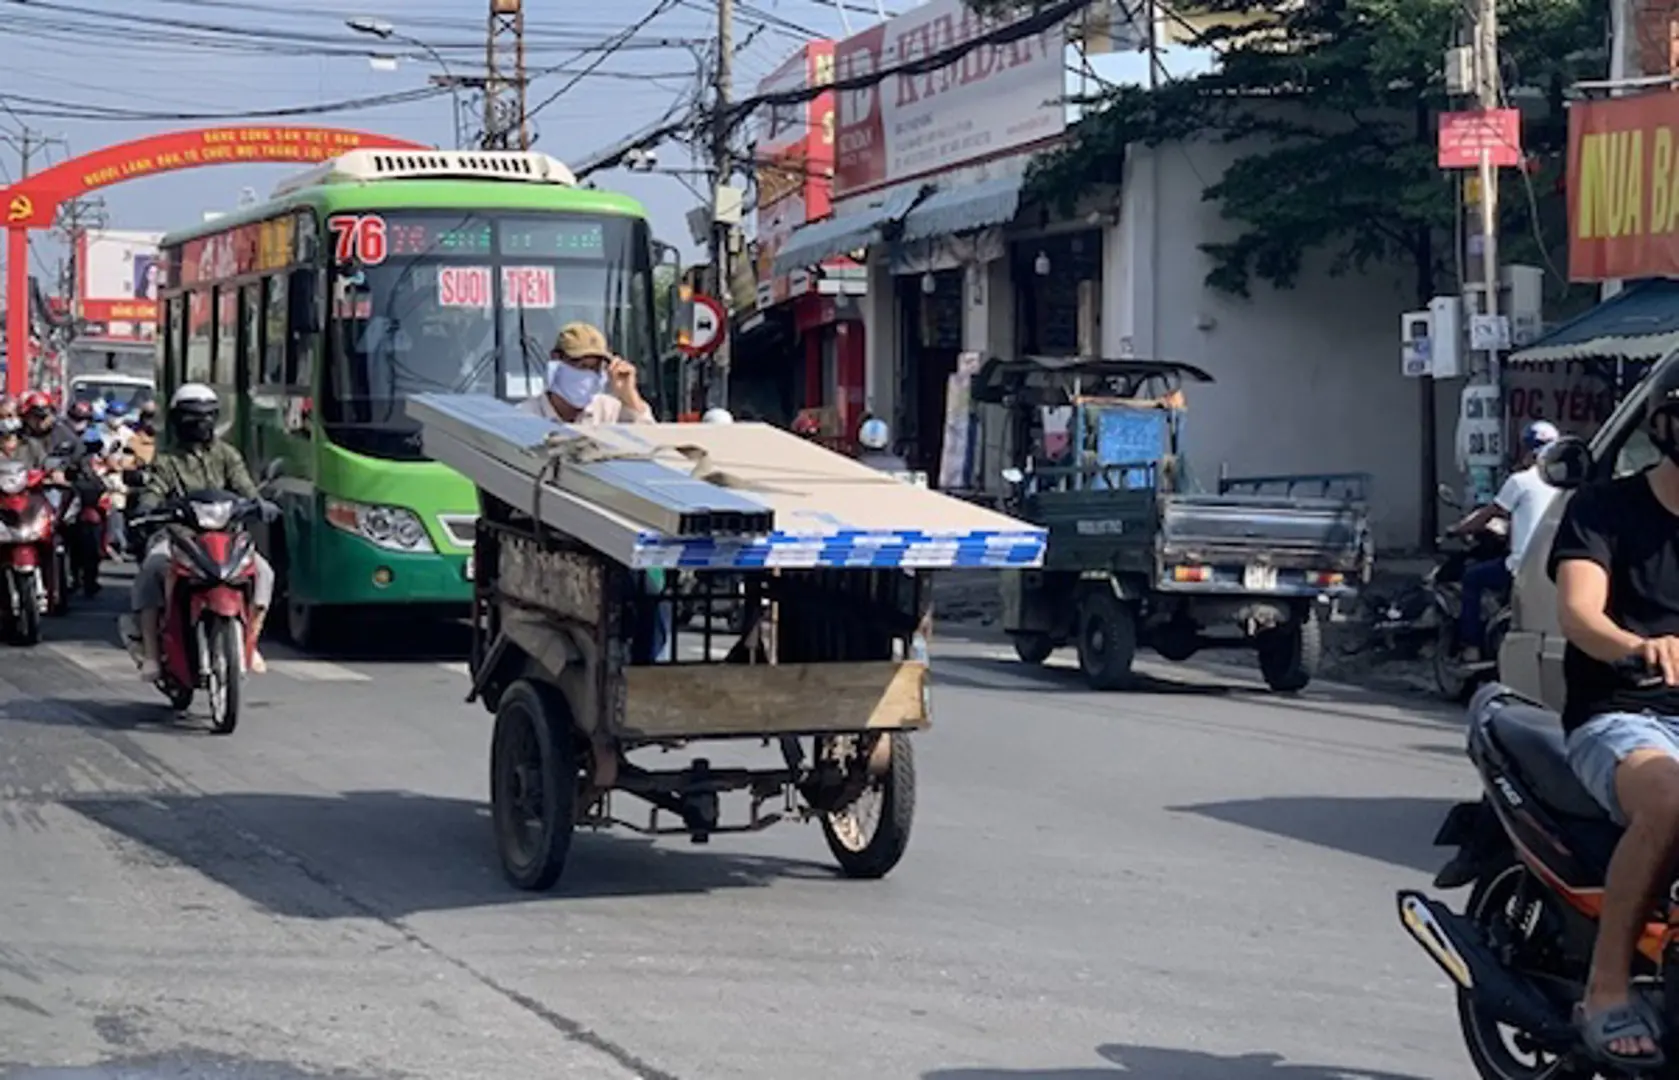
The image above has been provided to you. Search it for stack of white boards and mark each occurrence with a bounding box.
[408,393,1047,572]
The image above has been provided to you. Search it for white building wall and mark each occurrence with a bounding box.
[1106,139,1453,550]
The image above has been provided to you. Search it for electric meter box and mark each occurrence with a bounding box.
[1501,263,1544,347]
[1429,295,1465,379]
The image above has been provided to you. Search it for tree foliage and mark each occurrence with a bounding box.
[1023,0,1606,301]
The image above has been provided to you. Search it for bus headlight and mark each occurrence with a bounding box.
[324,496,436,553]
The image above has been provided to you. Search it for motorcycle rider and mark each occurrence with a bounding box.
[17,391,83,473]
[130,383,278,681]
[1551,363,1679,1067]
[1445,419,1561,659]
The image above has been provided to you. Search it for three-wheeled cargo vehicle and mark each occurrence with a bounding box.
[974,356,1373,692]
[410,394,1045,889]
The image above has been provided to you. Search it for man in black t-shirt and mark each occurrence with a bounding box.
[1550,362,1679,1067]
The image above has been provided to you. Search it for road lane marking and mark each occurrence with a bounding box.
[43,640,370,683]
[267,660,371,682]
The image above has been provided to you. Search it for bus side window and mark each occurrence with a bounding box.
[213,286,238,392]
[261,274,287,386]
[241,283,261,390]
[186,289,212,384]
[286,267,318,391]
[163,295,183,388]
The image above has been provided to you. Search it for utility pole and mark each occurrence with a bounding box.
[707,0,734,410]
[482,0,529,150]
[1468,0,1503,505]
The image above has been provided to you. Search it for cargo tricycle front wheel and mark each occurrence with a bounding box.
[819,732,916,880]
[490,679,580,892]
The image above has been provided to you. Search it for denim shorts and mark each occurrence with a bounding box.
[1567,712,1679,824]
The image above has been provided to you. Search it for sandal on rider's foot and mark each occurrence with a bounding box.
[138,661,161,683]
[1576,1001,1666,1069]
[248,650,267,674]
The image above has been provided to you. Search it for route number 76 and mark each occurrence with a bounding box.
[327,214,388,266]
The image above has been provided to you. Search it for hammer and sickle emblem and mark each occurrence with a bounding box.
[5,195,32,223]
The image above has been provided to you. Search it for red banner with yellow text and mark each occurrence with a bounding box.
[1566,93,1679,280]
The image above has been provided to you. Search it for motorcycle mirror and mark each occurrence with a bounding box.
[1001,467,1025,485]
[1539,435,1594,490]
[1436,482,1461,509]
[260,459,284,484]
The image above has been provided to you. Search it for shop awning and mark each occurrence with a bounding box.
[899,175,1025,243]
[1511,279,1679,365]
[771,185,928,276]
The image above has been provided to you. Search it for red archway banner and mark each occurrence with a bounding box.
[2,125,427,396]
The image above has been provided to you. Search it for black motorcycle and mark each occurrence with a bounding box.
[1398,667,1676,1079]
[1430,490,1514,702]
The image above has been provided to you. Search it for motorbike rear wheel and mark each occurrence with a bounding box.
[1457,859,1592,1080]
[203,615,242,735]
[1434,622,1475,702]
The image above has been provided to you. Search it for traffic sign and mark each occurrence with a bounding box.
[679,293,726,357]
[1438,109,1521,170]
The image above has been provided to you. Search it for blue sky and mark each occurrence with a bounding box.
[0,0,1207,276]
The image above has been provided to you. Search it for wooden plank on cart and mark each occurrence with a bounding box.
[619,661,930,739]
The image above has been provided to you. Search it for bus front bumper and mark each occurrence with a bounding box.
[310,526,474,608]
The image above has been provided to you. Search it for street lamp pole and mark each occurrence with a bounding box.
[346,18,464,148]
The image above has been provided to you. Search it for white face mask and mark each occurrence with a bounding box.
[550,362,606,409]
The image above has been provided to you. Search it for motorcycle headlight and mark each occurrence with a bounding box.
[323,496,435,553]
[190,500,236,531]
[0,467,27,495]
[10,514,45,543]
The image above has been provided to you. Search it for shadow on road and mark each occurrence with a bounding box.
[930,656,1232,698]
[926,1043,1429,1079]
[0,1049,371,1079]
[1168,795,1458,872]
[63,788,836,917]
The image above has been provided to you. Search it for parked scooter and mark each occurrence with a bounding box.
[118,490,265,734]
[1397,670,1672,1079]
[0,460,59,645]
[1428,485,1512,701]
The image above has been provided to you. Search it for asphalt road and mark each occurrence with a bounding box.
[0,568,1480,1080]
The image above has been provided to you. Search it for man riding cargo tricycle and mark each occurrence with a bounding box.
[974,356,1373,692]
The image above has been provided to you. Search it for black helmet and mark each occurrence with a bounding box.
[168,382,219,445]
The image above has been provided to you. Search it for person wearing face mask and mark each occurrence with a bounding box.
[519,322,668,660]
[1547,362,1679,1067]
[519,322,653,425]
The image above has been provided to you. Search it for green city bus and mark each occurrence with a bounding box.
[155,150,663,648]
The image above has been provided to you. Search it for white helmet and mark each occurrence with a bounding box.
[170,382,218,408]
[701,408,734,424]
[858,416,890,451]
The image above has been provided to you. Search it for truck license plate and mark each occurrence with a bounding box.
[1243,564,1277,591]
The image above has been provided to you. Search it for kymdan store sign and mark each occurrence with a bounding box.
[1567,93,1679,280]
[832,0,1066,198]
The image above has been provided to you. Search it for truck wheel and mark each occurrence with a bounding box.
[490,679,579,892]
[1258,607,1323,693]
[822,733,915,880]
[1077,591,1137,690]
[1010,631,1055,665]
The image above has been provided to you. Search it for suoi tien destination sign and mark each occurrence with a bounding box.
[1567,93,1679,280]
[832,0,1066,198]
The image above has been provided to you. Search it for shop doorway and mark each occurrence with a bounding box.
[895,269,963,483]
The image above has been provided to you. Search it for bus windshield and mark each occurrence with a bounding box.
[324,210,654,458]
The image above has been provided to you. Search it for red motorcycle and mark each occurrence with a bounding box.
[120,490,264,734]
[0,460,58,645]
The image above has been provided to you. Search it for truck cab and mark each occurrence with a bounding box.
[1499,360,1668,708]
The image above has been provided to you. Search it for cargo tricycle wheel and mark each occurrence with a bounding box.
[1077,590,1136,690]
[822,733,915,880]
[490,679,579,891]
